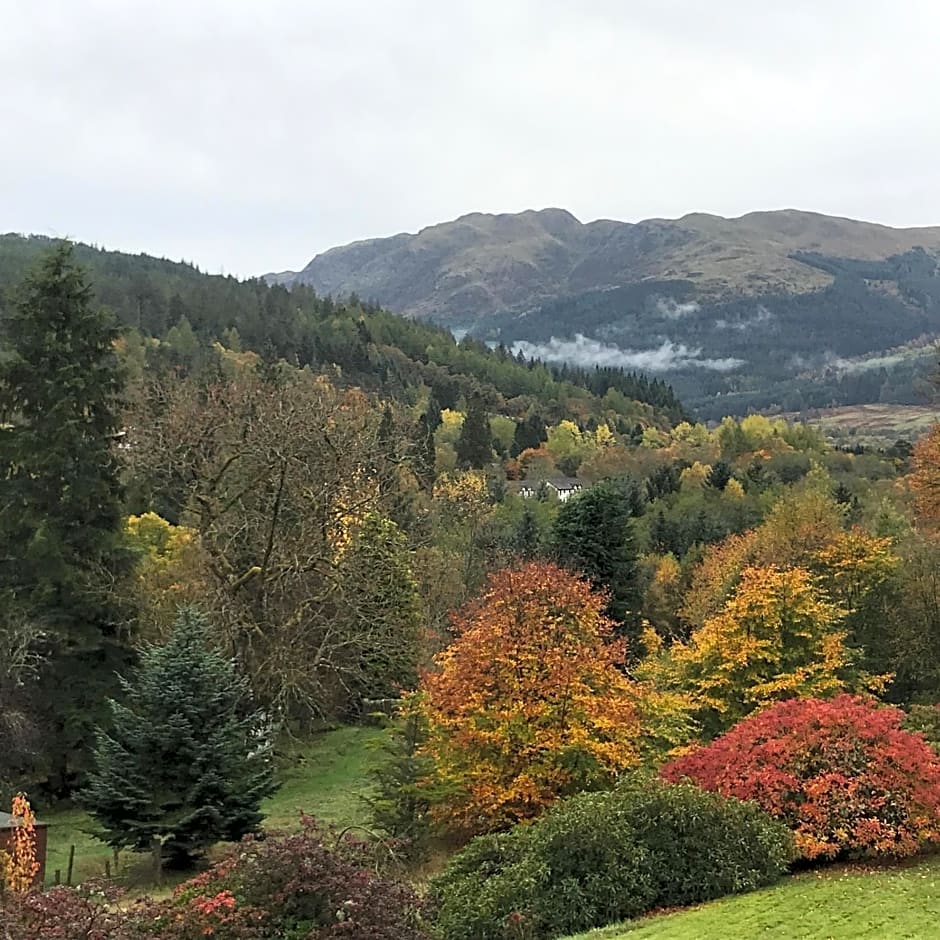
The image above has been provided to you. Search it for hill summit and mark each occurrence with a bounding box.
[271,207,940,323]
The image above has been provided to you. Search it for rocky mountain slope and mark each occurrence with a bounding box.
[272,208,940,324]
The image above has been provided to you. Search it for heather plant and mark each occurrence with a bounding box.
[0,819,429,940]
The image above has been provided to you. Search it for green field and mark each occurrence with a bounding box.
[568,856,940,940]
[40,725,385,886]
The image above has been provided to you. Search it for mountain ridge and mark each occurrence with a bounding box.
[271,207,940,324]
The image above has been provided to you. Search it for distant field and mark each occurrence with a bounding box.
[568,855,940,940]
[40,725,385,887]
[781,403,937,442]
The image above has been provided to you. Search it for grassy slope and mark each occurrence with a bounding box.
[782,403,938,444]
[41,725,385,886]
[568,857,940,940]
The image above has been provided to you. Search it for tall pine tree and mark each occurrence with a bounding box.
[455,392,493,469]
[0,243,130,791]
[553,481,642,647]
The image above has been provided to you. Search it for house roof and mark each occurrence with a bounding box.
[517,476,584,487]
[545,477,584,489]
[0,811,46,828]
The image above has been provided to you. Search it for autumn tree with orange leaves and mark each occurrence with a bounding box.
[0,795,39,894]
[911,424,940,535]
[418,562,641,836]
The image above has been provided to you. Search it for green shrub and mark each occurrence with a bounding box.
[431,777,793,940]
[903,704,940,753]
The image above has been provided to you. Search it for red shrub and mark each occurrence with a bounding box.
[662,695,940,861]
[0,883,130,940]
[0,819,429,940]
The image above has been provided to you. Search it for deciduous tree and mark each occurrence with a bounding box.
[664,696,940,861]
[642,565,884,738]
[419,562,641,835]
[125,367,417,724]
[911,424,940,535]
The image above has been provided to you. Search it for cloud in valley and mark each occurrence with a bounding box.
[715,305,775,330]
[655,297,701,319]
[511,334,744,372]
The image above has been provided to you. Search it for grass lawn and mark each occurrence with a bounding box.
[261,724,386,832]
[40,724,386,887]
[567,856,940,940]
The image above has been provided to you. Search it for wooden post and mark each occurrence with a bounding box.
[104,859,111,879]
[66,844,75,886]
[151,837,163,885]
[54,869,61,885]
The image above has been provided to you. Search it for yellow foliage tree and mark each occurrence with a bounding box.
[643,565,886,738]
[125,513,205,637]
[679,461,711,491]
[681,476,847,628]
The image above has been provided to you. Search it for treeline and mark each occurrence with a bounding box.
[0,234,685,425]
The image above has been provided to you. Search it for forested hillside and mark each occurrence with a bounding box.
[482,250,940,417]
[0,234,684,425]
[272,209,940,418]
[4,241,940,940]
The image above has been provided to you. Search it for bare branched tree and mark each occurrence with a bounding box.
[0,610,46,794]
[126,367,422,729]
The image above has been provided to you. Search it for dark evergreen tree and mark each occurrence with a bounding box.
[646,462,682,501]
[413,413,437,489]
[425,392,443,432]
[511,412,548,457]
[0,243,131,791]
[455,392,493,469]
[552,482,642,645]
[82,607,277,868]
[515,503,542,559]
[365,706,435,858]
[649,508,674,555]
[377,402,395,450]
[705,460,733,491]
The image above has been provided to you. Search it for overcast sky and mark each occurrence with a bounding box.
[4,0,940,277]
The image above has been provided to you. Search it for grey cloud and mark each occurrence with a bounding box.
[511,335,744,372]
[790,349,915,373]
[3,1,940,276]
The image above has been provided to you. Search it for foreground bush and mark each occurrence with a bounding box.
[431,778,792,940]
[0,819,430,940]
[664,695,940,861]
[177,816,429,940]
